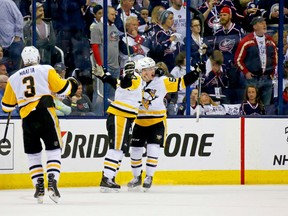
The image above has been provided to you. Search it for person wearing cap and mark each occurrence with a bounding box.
[23,2,56,65]
[52,62,71,115]
[54,62,67,79]
[235,16,277,106]
[213,6,245,104]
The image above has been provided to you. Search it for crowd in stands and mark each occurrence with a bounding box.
[1,0,288,117]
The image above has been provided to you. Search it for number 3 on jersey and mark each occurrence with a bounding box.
[23,76,36,98]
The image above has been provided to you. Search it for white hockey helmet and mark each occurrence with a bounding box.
[137,57,156,71]
[21,46,41,66]
[134,60,142,74]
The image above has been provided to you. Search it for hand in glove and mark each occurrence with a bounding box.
[195,62,206,74]
[123,61,136,78]
[92,64,106,78]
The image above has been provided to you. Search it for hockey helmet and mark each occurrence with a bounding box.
[137,57,156,71]
[21,46,41,66]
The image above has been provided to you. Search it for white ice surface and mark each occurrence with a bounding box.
[1,185,288,216]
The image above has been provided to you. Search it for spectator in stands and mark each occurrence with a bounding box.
[198,0,243,42]
[119,16,150,69]
[63,83,95,116]
[213,6,245,104]
[182,17,211,67]
[92,4,103,24]
[202,50,229,104]
[144,5,165,53]
[200,92,226,115]
[54,62,67,79]
[167,0,187,43]
[114,0,146,35]
[183,88,205,116]
[23,2,56,65]
[91,6,119,115]
[138,7,150,32]
[0,0,24,75]
[235,16,278,106]
[0,63,8,76]
[152,10,181,71]
[0,74,19,116]
[240,85,266,115]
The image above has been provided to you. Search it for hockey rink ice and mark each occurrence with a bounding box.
[1,185,288,216]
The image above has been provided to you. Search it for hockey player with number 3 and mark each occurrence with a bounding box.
[127,57,203,191]
[1,46,79,203]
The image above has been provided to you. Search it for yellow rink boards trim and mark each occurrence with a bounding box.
[1,170,288,189]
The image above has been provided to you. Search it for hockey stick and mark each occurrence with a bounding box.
[0,112,12,144]
[189,7,205,122]
[121,8,131,61]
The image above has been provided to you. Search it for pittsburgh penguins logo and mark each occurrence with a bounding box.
[142,88,158,109]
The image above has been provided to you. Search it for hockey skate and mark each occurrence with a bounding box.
[48,173,60,203]
[143,176,153,192]
[127,175,142,191]
[34,178,44,204]
[100,175,121,193]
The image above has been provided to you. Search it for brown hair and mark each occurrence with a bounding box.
[175,52,186,67]
[156,61,172,77]
[243,85,264,110]
[209,50,224,65]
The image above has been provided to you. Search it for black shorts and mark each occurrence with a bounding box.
[22,108,62,154]
[130,121,165,148]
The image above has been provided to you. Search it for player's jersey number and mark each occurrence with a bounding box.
[23,76,36,98]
